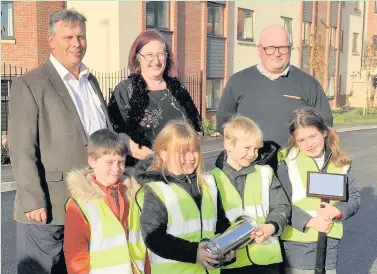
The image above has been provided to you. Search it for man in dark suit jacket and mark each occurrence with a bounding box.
[7,9,152,274]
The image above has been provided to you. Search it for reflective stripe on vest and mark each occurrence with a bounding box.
[212,166,283,268]
[146,174,220,274]
[281,148,349,243]
[75,199,133,274]
[128,199,146,273]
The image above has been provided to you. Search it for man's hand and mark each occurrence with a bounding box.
[252,224,276,244]
[306,215,333,233]
[129,139,154,160]
[25,208,47,223]
[317,202,341,220]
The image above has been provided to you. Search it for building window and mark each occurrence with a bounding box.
[1,2,14,39]
[340,30,344,51]
[282,17,293,44]
[352,32,359,53]
[237,8,254,41]
[327,76,335,97]
[354,1,361,11]
[375,1,377,14]
[206,79,223,110]
[146,1,170,30]
[207,2,224,36]
[329,27,337,48]
[302,22,311,45]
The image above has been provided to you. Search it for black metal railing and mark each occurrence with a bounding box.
[2,64,204,134]
[92,69,203,117]
[2,63,28,135]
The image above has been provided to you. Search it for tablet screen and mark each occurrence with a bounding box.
[308,172,346,199]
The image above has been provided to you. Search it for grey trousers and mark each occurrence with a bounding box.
[16,222,67,274]
[284,267,336,274]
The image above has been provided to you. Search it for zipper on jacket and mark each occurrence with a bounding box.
[311,150,332,174]
[111,187,120,217]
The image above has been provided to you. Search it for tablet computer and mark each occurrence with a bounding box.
[307,171,347,201]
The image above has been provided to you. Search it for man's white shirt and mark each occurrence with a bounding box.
[50,54,106,137]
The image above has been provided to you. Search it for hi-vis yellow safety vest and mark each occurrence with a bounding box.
[280,147,349,242]
[69,198,146,274]
[144,174,220,274]
[212,166,283,269]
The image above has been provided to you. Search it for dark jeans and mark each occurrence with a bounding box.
[16,222,67,274]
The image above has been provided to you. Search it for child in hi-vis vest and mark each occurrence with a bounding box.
[136,120,235,274]
[212,115,291,274]
[64,129,150,274]
[277,107,360,274]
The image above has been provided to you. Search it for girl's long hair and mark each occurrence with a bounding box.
[151,120,205,191]
[286,107,351,167]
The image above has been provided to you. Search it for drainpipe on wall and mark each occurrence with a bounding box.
[310,1,317,76]
[333,1,342,108]
[200,2,208,120]
[171,1,179,73]
[297,1,304,69]
[359,1,367,80]
[224,1,230,83]
[323,1,331,94]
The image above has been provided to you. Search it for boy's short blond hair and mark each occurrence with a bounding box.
[223,115,263,147]
[88,129,126,159]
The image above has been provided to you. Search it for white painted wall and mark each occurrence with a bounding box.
[67,1,140,73]
[339,2,365,95]
[229,1,301,75]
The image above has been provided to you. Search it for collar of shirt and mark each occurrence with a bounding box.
[91,174,122,194]
[256,64,291,80]
[313,151,325,170]
[49,54,89,81]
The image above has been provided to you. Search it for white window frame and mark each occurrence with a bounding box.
[206,78,223,111]
[1,1,14,39]
[302,21,311,45]
[237,8,254,41]
[146,1,170,30]
[281,16,293,45]
[352,32,359,53]
[329,27,337,49]
[207,2,224,36]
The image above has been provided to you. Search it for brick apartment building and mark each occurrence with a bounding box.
[367,1,377,49]
[1,1,65,136]
[2,1,377,122]
[1,1,65,71]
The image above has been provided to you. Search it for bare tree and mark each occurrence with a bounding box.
[307,27,327,88]
[359,41,377,114]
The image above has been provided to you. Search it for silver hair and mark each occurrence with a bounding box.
[48,9,86,36]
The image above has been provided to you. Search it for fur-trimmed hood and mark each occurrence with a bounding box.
[66,167,141,202]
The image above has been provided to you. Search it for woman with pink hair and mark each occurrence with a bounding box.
[108,29,202,165]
